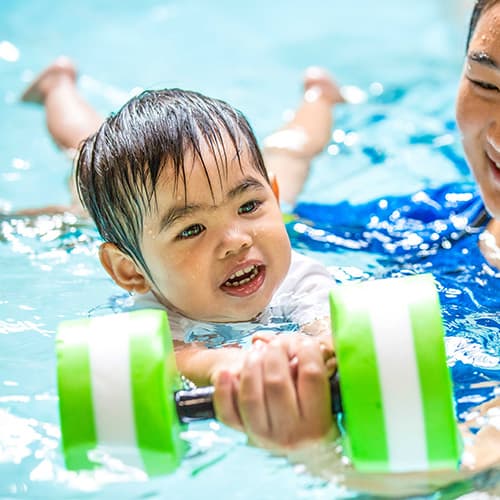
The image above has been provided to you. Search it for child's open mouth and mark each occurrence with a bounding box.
[220,264,265,297]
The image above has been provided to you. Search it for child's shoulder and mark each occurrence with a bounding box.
[288,250,332,282]
[271,250,333,324]
[126,291,186,340]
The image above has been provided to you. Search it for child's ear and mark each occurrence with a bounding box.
[269,172,280,202]
[99,242,151,294]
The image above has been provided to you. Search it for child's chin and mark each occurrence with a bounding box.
[227,304,268,324]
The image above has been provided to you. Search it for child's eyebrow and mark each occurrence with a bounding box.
[226,177,265,200]
[159,204,202,232]
[159,176,266,232]
[468,51,500,70]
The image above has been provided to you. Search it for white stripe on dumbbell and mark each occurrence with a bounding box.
[87,313,144,469]
[368,282,428,472]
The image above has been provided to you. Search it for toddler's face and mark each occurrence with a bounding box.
[456,2,500,219]
[139,138,291,323]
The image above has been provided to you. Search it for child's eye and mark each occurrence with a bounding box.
[468,77,500,92]
[177,223,205,240]
[238,200,262,214]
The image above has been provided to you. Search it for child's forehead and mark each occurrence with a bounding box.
[160,142,265,201]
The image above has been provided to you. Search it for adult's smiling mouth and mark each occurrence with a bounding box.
[220,264,266,296]
[486,153,500,183]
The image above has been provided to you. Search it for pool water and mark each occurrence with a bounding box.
[1,0,499,498]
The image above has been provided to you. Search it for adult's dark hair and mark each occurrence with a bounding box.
[76,88,269,279]
[466,0,499,49]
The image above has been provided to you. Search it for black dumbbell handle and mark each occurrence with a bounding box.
[175,386,216,422]
[175,373,342,423]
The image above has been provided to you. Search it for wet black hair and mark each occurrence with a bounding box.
[466,0,499,49]
[76,88,269,279]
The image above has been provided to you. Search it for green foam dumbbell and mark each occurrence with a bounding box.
[56,273,461,475]
[56,309,214,476]
[330,273,462,472]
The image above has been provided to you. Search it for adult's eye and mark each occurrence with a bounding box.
[238,200,262,215]
[468,77,500,92]
[177,223,205,240]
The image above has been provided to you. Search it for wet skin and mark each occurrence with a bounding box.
[139,139,292,323]
[456,2,500,219]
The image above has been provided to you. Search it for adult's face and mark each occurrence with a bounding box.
[456,1,500,219]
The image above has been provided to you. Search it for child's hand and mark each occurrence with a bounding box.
[252,329,336,377]
[213,335,337,451]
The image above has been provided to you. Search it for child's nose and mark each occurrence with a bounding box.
[217,226,253,259]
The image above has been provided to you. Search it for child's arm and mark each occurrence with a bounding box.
[173,322,334,388]
[174,340,247,387]
[213,334,338,450]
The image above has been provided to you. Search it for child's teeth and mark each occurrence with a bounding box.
[229,265,255,280]
[225,266,259,286]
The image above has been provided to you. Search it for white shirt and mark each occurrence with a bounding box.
[129,250,334,344]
